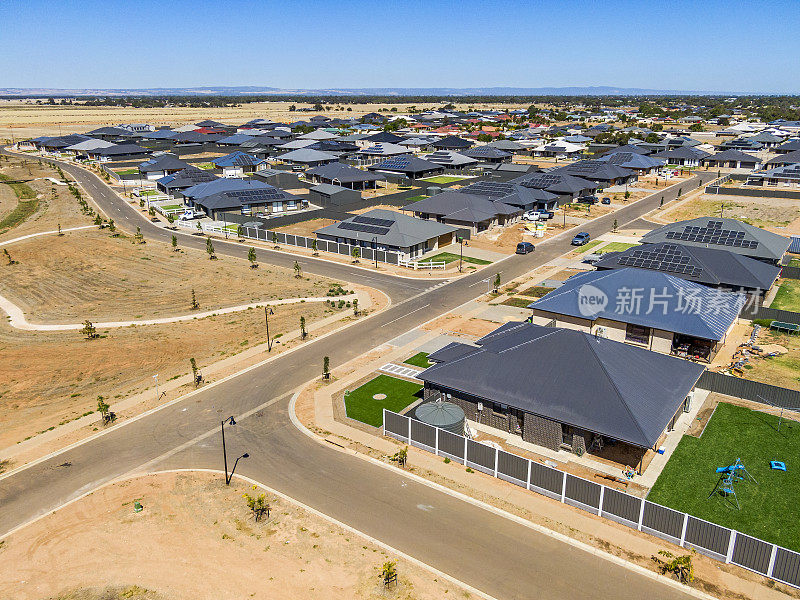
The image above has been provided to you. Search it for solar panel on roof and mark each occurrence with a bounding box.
[338,222,390,235]
[353,215,394,227]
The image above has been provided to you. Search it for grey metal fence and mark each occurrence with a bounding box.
[381,408,800,588]
[242,226,400,265]
[750,305,800,325]
[696,371,800,409]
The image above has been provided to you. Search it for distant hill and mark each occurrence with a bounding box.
[0,85,736,97]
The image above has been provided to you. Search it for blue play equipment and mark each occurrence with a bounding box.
[708,458,757,510]
[771,461,787,471]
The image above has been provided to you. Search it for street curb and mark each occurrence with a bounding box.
[287,392,719,600]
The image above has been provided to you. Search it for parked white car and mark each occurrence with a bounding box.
[179,210,199,221]
[523,210,541,221]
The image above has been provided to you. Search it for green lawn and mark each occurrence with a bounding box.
[648,402,800,550]
[344,374,423,427]
[420,176,465,184]
[405,195,428,203]
[771,279,800,312]
[517,285,556,298]
[195,162,216,170]
[114,168,139,175]
[786,257,800,268]
[572,239,603,253]
[404,352,432,368]
[139,189,159,196]
[159,204,183,211]
[422,252,491,265]
[595,242,639,255]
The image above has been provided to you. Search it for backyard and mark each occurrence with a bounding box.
[344,374,423,427]
[648,402,800,551]
[420,176,466,184]
[740,326,800,391]
[770,279,800,312]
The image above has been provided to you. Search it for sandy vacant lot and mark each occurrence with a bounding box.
[0,472,459,600]
[0,154,90,241]
[273,217,338,237]
[0,228,341,323]
[657,192,800,230]
[0,301,340,448]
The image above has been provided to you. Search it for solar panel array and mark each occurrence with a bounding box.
[353,215,394,227]
[616,244,703,277]
[227,188,285,202]
[462,181,515,197]
[338,221,390,235]
[375,156,411,169]
[664,221,759,249]
[519,173,562,189]
[427,151,456,164]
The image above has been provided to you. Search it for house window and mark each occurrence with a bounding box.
[625,323,650,345]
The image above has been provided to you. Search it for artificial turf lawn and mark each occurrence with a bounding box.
[422,252,491,265]
[770,279,800,312]
[404,352,432,368]
[572,239,602,253]
[648,402,800,550]
[595,242,639,254]
[344,374,423,427]
[421,176,465,184]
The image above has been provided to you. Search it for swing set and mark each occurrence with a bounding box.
[707,458,757,510]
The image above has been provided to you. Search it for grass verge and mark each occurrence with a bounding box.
[423,252,491,265]
[404,352,432,368]
[344,374,423,427]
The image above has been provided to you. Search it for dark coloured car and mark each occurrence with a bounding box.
[516,241,535,254]
[601,197,611,205]
[571,232,591,246]
[578,195,598,204]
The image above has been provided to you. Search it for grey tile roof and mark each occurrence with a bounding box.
[700,149,761,164]
[276,148,338,164]
[138,154,189,173]
[314,208,456,248]
[418,322,705,448]
[404,190,520,223]
[461,146,512,160]
[528,268,744,341]
[367,155,443,175]
[213,151,265,167]
[92,143,150,156]
[640,217,790,262]
[651,147,711,161]
[593,242,781,291]
[306,162,385,184]
[553,160,634,181]
[598,151,666,170]
[424,150,479,167]
[433,135,473,149]
[158,167,218,189]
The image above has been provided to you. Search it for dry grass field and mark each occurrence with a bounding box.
[0,228,338,323]
[659,193,800,230]
[0,300,338,448]
[0,472,459,600]
[0,99,533,139]
[0,155,90,240]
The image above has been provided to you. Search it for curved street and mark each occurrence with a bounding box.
[0,149,717,599]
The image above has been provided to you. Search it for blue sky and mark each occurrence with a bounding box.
[1,0,797,93]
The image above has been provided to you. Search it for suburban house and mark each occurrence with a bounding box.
[137,154,190,180]
[748,164,800,186]
[597,151,665,174]
[700,150,762,170]
[308,183,362,206]
[459,180,560,211]
[640,218,791,264]
[404,190,521,233]
[432,135,474,150]
[553,160,636,187]
[423,150,480,171]
[190,182,304,220]
[763,150,800,169]
[367,155,445,179]
[304,162,385,189]
[213,151,267,177]
[62,138,115,157]
[314,209,457,260]
[417,322,705,472]
[531,141,584,159]
[510,171,599,203]
[275,148,338,168]
[461,145,513,163]
[156,167,218,198]
[651,147,710,167]
[593,242,781,297]
[527,268,744,362]
[87,143,153,161]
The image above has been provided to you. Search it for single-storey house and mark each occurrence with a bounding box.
[651,147,711,167]
[314,208,457,260]
[528,268,744,362]
[553,160,636,187]
[157,167,218,198]
[748,164,800,186]
[308,183,361,206]
[459,180,560,211]
[640,218,790,265]
[510,171,599,202]
[764,150,800,169]
[700,150,762,170]
[593,242,781,298]
[598,151,665,175]
[432,135,473,150]
[62,138,115,157]
[305,162,385,190]
[367,155,445,179]
[404,190,521,233]
[192,182,304,220]
[87,144,153,161]
[418,322,705,470]
[423,150,480,171]
[275,148,338,168]
[213,151,268,177]
[461,145,513,164]
[138,154,190,180]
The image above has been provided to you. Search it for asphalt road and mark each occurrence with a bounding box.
[0,151,716,599]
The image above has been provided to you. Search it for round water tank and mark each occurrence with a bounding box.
[415,401,465,436]
[426,186,442,196]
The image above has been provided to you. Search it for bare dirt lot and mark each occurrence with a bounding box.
[0,154,90,241]
[0,228,340,323]
[273,217,338,237]
[656,192,800,230]
[0,300,340,448]
[0,471,459,600]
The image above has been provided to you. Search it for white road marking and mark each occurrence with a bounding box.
[380,304,430,327]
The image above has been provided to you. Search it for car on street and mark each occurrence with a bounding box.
[516,241,536,254]
[571,232,591,246]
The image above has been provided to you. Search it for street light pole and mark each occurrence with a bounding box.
[458,236,464,273]
[373,235,378,269]
[265,306,274,351]
[220,415,243,485]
